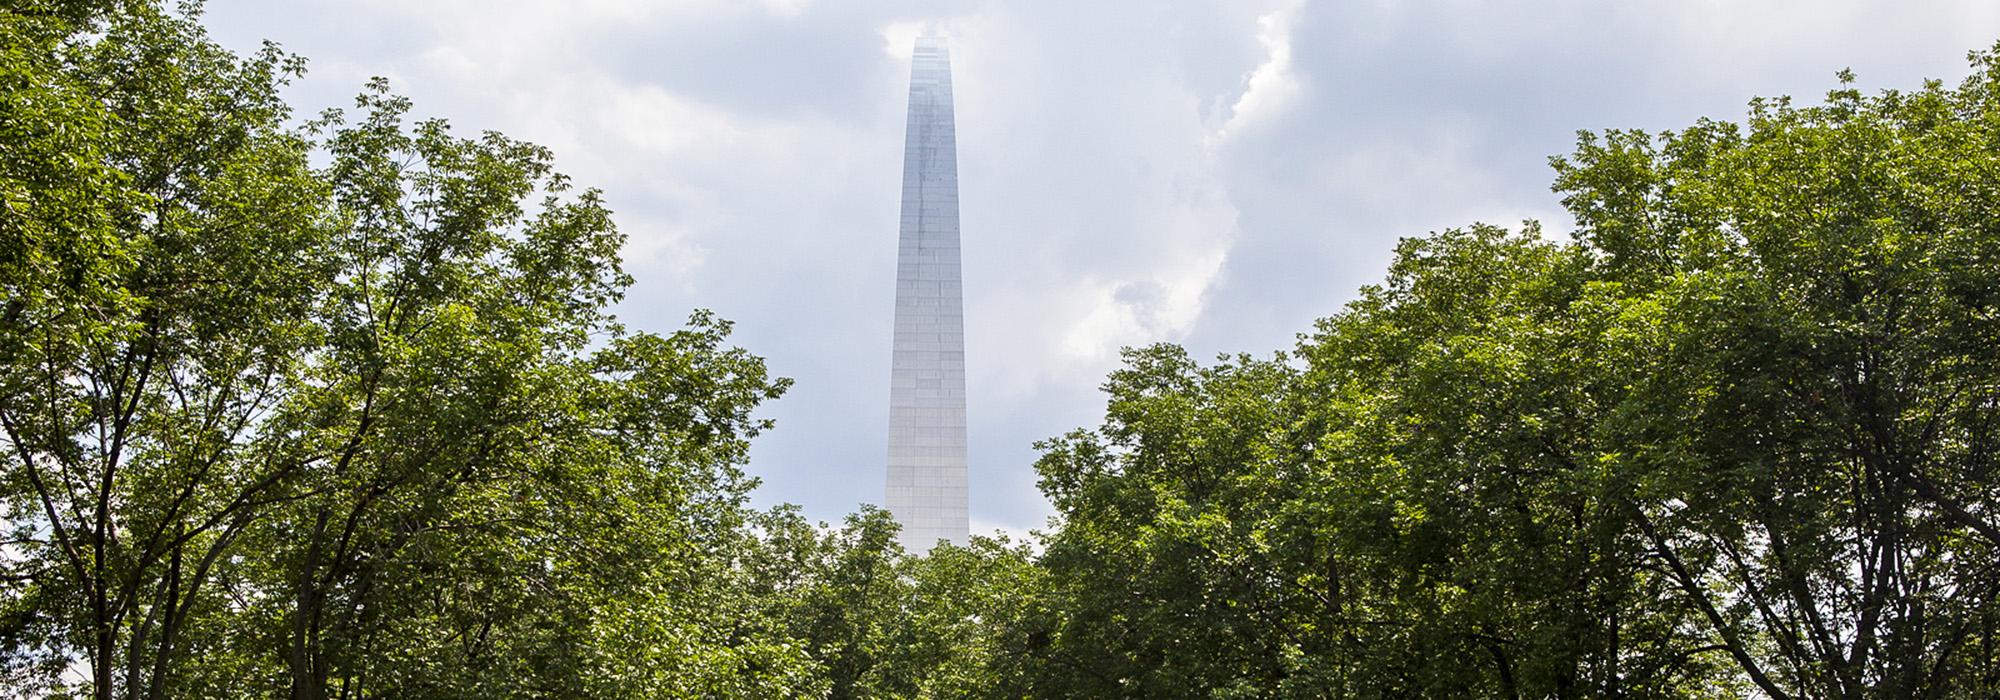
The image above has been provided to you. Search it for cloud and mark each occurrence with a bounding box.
[1214,0,1305,141]
[200,0,2000,536]
[1058,243,1228,363]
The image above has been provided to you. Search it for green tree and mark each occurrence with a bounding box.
[875,535,1045,698]
[734,507,1045,700]
[1026,47,2000,699]
[1029,346,1331,697]
[2,3,804,698]
[745,507,907,699]
[13,1,2000,698]
[3,3,328,696]
[1296,226,1736,698]
[1544,57,2000,698]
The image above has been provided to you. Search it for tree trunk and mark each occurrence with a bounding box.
[291,513,329,700]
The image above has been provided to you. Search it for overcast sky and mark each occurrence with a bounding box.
[205,0,2000,537]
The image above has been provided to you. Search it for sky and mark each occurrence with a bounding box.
[203,0,2000,538]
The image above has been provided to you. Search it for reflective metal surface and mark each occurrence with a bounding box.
[886,35,968,554]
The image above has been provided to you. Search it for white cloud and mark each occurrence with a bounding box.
[1058,244,1229,362]
[880,21,926,59]
[1214,0,1304,141]
[202,0,2000,537]
[592,82,762,154]
[762,0,814,20]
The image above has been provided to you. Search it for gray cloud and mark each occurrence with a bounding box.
[203,0,2000,535]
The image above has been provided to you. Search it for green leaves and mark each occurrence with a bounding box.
[1,4,804,698]
[1016,44,2000,700]
[9,2,2000,698]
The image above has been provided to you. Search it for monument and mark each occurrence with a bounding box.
[885,34,968,554]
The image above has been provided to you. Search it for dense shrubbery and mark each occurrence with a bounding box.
[5,2,1998,698]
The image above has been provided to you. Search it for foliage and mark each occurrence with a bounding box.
[1,3,806,698]
[1023,49,2000,700]
[6,1,2000,698]
[736,506,1044,700]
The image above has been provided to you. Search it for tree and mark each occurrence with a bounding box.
[734,507,1046,700]
[2,3,802,698]
[3,3,329,696]
[742,507,907,700]
[875,535,1045,699]
[1029,346,1334,697]
[1544,57,2000,698]
[13,2,2000,697]
[1296,226,1739,698]
[1026,47,2000,699]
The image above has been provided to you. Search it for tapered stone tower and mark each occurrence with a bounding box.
[886,34,967,554]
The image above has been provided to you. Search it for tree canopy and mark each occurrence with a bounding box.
[1021,53,2000,700]
[3,3,803,697]
[5,1,1999,698]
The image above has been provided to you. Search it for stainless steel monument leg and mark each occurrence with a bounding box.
[886,35,969,555]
